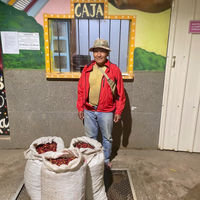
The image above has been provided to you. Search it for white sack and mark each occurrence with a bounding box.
[24,136,65,200]
[70,136,107,200]
[41,148,87,200]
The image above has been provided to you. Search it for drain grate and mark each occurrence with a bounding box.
[105,169,136,200]
[16,169,136,200]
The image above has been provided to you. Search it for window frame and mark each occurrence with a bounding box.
[44,0,136,79]
[49,19,71,73]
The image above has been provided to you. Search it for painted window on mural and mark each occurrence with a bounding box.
[47,18,131,76]
[49,19,71,72]
[44,0,136,79]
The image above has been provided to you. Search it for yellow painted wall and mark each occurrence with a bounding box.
[109,4,171,57]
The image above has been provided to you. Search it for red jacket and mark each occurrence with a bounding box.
[77,60,126,115]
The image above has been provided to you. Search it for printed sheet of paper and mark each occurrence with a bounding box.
[0,31,19,54]
[18,32,40,50]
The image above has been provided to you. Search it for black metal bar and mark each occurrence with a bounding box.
[109,19,111,60]
[56,20,61,73]
[67,20,71,71]
[68,20,70,51]
[77,19,81,69]
[128,20,131,50]
[118,20,122,68]
[88,19,90,56]
[99,19,100,38]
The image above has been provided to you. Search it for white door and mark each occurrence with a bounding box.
[159,0,200,152]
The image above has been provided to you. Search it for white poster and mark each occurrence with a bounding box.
[0,31,19,54]
[18,32,40,50]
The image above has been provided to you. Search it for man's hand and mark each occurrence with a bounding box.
[78,111,84,120]
[114,114,121,123]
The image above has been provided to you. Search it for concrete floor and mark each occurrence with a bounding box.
[0,149,200,200]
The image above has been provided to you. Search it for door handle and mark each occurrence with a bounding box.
[171,56,176,68]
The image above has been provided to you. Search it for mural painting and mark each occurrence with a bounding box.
[108,0,172,71]
[0,0,172,71]
[109,0,173,13]
[0,1,45,69]
[0,41,9,135]
[0,0,172,136]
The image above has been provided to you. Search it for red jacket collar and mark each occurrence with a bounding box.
[85,59,111,72]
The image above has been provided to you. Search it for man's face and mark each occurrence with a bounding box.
[93,48,109,66]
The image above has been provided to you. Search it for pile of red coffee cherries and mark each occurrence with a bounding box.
[36,142,57,154]
[48,156,77,166]
[74,142,94,149]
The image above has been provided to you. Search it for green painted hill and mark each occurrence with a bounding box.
[134,47,166,71]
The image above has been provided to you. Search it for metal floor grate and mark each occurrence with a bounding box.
[15,169,136,200]
[16,185,30,200]
[105,169,136,200]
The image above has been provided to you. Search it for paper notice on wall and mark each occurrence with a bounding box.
[18,32,40,50]
[0,31,19,54]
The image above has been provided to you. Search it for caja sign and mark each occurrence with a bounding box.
[74,3,104,19]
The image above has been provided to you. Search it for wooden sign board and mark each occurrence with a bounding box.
[74,3,104,19]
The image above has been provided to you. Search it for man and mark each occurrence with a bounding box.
[77,39,126,168]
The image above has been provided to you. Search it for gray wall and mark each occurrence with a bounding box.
[0,69,165,150]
